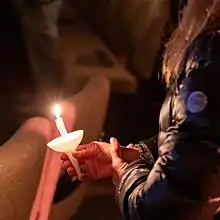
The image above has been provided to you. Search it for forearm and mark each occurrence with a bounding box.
[114,137,220,220]
[114,159,150,220]
[113,136,158,219]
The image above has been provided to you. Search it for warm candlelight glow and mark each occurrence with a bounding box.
[48,103,84,176]
[52,103,68,136]
[53,104,62,119]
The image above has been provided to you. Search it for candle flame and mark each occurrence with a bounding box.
[53,104,62,119]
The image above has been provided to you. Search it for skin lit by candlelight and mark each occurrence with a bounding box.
[53,104,62,119]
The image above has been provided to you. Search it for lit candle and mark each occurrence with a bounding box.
[53,104,68,136]
[52,104,81,176]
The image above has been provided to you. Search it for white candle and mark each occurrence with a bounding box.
[53,104,68,136]
[52,104,81,176]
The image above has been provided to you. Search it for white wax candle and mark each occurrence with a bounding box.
[55,117,68,136]
[53,104,81,176]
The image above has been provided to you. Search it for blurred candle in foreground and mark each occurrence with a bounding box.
[53,104,67,136]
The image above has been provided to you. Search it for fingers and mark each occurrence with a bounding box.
[72,149,92,160]
[60,143,94,178]
[61,143,94,161]
[110,137,124,169]
[61,156,89,178]
[67,167,76,176]
[61,159,78,177]
[76,144,89,151]
[127,143,135,149]
[61,153,76,176]
[62,161,91,180]
[62,159,73,170]
[72,143,96,159]
[110,137,120,160]
[61,153,69,160]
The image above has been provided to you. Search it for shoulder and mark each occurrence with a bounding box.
[173,29,220,120]
[185,29,220,76]
[178,29,220,106]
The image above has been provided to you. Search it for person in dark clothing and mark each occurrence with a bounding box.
[61,0,220,219]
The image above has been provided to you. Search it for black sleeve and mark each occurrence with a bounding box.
[114,32,220,220]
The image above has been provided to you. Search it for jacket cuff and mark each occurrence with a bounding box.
[114,160,150,218]
[134,142,154,166]
[139,135,158,160]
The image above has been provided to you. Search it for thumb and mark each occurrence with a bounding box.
[110,137,122,164]
[126,143,135,149]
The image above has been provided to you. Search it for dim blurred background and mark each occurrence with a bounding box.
[0,1,187,219]
[0,0,186,145]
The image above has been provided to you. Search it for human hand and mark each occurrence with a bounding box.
[61,140,140,181]
[61,141,112,181]
[110,138,128,175]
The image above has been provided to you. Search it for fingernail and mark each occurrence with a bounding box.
[110,137,115,144]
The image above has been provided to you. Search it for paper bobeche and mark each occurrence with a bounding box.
[47,130,84,153]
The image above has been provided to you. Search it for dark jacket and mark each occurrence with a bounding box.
[115,29,220,220]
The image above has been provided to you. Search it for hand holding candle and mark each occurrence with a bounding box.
[47,103,84,177]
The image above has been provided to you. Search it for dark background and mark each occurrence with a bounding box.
[0,0,187,146]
